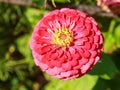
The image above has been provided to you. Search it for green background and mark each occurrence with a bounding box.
[0,0,120,90]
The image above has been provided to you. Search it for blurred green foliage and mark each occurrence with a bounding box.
[0,0,120,90]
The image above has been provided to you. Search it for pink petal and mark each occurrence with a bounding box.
[94,35,100,43]
[60,71,71,77]
[62,62,72,71]
[50,52,58,60]
[90,51,97,58]
[74,40,84,46]
[83,42,91,50]
[94,56,101,65]
[79,58,89,66]
[80,58,94,74]
[36,45,52,55]
[69,47,76,54]
[91,44,97,50]
[83,50,91,58]
[99,35,104,44]
[85,22,92,30]
[70,60,79,67]
[72,51,81,60]
[30,8,104,80]
[39,62,48,71]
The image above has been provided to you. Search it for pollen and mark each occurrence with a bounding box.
[52,28,73,47]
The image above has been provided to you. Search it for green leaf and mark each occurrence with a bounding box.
[54,0,71,3]
[0,61,10,81]
[43,74,98,90]
[103,33,116,53]
[108,78,120,90]
[92,78,108,90]
[11,77,19,85]
[25,8,49,28]
[114,25,120,47]
[89,53,119,80]
[19,86,28,90]
[32,0,44,8]
[15,35,31,58]
[52,0,56,7]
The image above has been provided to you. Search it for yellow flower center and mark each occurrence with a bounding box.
[52,28,73,47]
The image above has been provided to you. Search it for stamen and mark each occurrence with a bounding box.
[51,28,73,47]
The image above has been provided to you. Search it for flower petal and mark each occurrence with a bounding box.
[30,8,104,80]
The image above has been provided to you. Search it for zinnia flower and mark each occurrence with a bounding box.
[30,8,104,80]
[97,0,120,15]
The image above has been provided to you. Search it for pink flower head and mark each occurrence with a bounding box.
[97,0,120,14]
[30,8,104,80]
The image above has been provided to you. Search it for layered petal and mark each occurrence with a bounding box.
[30,8,104,80]
[97,0,120,15]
